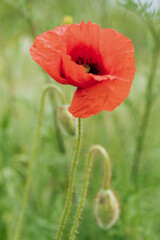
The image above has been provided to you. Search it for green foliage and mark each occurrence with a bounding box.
[0,0,160,240]
[120,0,160,41]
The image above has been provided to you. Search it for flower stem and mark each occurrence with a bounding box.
[13,84,66,240]
[69,145,111,240]
[131,44,159,182]
[55,118,82,240]
[26,0,66,153]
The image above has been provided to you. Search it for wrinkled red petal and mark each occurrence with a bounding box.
[100,28,136,82]
[64,21,101,56]
[62,54,118,88]
[61,54,103,88]
[62,21,135,88]
[68,77,132,118]
[64,22,135,82]
[53,25,71,36]
[30,21,136,118]
[30,26,69,84]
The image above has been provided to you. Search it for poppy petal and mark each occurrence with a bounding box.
[68,77,132,118]
[53,25,71,36]
[30,21,136,118]
[30,28,68,84]
[61,54,104,88]
[64,21,101,55]
[100,28,136,82]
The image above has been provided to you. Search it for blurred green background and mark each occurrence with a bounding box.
[0,0,160,239]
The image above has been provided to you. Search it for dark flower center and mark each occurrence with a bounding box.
[69,45,107,75]
[82,64,91,73]
[75,56,101,75]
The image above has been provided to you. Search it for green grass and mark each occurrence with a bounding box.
[0,0,160,239]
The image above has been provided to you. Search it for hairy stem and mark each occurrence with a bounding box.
[55,118,82,240]
[13,84,66,240]
[131,44,159,181]
[26,0,66,153]
[69,145,111,240]
[3,0,66,153]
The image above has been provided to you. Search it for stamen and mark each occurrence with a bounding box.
[83,64,90,73]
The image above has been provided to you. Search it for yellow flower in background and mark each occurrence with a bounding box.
[62,15,74,25]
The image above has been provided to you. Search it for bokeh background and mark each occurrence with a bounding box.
[0,0,160,239]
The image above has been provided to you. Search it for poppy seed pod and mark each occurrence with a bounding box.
[94,189,120,230]
[57,105,76,136]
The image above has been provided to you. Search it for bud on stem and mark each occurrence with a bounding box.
[69,145,113,240]
[57,105,76,136]
[13,84,66,240]
[94,189,120,230]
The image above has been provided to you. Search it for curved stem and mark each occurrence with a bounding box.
[26,0,66,154]
[131,44,159,182]
[55,118,82,240]
[69,144,111,240]
[3,0,67,153]
[13,84,66,240]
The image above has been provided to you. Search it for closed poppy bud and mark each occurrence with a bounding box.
[57,105,76,136]
[62,15,74,25]
[94,189,120,230]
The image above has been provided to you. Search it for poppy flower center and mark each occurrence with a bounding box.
[82,64,90,73]
[69,45,107,75]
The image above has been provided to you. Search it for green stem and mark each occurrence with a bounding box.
[26,0,37,37]
[26,0,66,154]
[13,84,66,240]
[55,118,82,240]
[69,145,111,240]
[3,0,67,154]
[131,44,159,182]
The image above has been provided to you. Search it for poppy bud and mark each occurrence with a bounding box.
[62,15,74,25]
[94,189,120,230]
[57,105,76,136]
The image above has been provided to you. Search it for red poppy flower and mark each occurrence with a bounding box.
[30,21,136,118]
